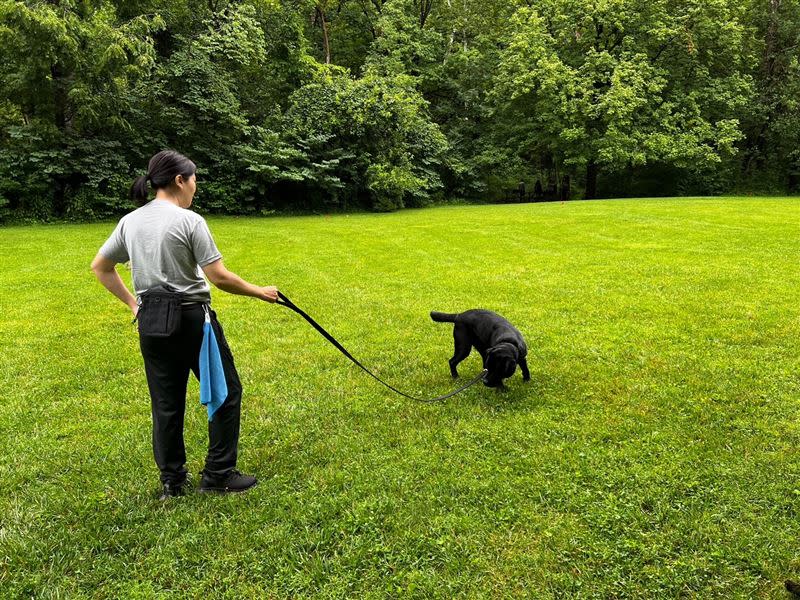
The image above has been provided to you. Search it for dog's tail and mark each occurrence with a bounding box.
[430,311,459,323]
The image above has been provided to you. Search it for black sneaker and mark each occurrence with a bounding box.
[159,480,187,500]
[199,469,258,494]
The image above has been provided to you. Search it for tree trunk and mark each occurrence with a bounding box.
[443,0,455,63]
[788,171,799,193]
[764,0,780,81]
[462,0,468,51]
[743,0,781,176]
[316,5,331,64]
[51,63,68,130]
[51,61,69,216]
[418,0,433,28]
[560,175,571,201]
[584,160,598,199]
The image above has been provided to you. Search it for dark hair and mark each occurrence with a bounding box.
[130,150,197,206]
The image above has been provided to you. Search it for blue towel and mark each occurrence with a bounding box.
[199,309,228,421]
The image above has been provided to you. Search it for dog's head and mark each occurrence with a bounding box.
[483,343,519,387]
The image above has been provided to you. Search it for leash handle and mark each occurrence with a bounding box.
[276,291,487,403]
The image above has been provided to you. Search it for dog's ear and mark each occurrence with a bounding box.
[486,346,502,367]
[503,358,517,378]
[492,343,518,361]
[504,343,519,362]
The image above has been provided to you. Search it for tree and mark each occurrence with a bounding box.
[282,67,448,211]
[0,0,162,218]
[138,2,316,213]
[492,0,753,199]
[741,0,800,191]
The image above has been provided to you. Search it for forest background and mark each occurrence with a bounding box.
[0,0,797,221]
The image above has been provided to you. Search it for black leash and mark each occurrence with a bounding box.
[276,291,487,403]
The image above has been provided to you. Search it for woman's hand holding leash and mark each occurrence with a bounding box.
[261,286,279,303]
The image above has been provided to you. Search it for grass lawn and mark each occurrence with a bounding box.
[1,197,800,598]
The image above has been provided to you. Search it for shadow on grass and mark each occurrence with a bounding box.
[406,371,547,414]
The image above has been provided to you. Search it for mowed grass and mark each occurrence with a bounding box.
[1,197,800,598]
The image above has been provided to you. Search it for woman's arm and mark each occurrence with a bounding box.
[202,259,278,303]
[91,254,139,316]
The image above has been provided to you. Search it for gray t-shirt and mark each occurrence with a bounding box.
[99,199,222,302]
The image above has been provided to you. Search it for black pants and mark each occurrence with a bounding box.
[139,304,243,484]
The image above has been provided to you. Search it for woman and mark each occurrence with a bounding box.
[91,150,278,499]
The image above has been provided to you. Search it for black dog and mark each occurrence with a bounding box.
[430,309,530,388]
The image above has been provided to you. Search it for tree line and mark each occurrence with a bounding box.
[0,0,797,221]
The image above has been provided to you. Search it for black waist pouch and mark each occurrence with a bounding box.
[137,285,183,337]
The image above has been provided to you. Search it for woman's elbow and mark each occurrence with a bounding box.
[203,264,232,288]
[91,255,115,275]
[210,273,234,289]
[90,258,104,274]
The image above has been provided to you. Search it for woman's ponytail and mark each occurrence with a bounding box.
[130,174,149,206]
[130,150,196,207]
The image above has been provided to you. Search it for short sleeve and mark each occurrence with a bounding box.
[98,220,129,264]
[191,217,223,267]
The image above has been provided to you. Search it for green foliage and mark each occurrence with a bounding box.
[0,0,162,219]
[0,0,798,219]
[491,0,754,197]
[739,0,800,191]
[282,69,447,210]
